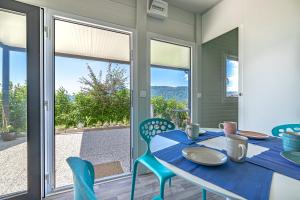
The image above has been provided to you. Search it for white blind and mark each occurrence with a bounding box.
[55,20,130,63]
[0,10,26,48]
[151,40,190,69]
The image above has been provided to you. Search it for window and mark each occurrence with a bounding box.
[0,10,28,197]
[150,39,191,128]
[225,55,239,98]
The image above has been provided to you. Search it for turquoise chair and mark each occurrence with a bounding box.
[67,157,97,200]
[131,118,176,200]
[272,124,300,137]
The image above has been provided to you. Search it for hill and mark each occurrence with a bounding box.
[151,86,188,103]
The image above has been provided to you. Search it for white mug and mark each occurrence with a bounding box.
[226,134,248,162]
[186,123,199,140]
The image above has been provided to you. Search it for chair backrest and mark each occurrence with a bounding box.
[66,157,97,200]
[139,118,175,149]
[271,124,300,137]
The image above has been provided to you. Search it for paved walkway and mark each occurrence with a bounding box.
[0,128,130,196]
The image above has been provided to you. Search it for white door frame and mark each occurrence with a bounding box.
[43,8,137,195]
[238,25,245,130]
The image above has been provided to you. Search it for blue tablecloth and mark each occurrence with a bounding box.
[159,130,300,181]
[247,148,300,180]
[155,130,300,199]
[153,143,273,200]
[246,135,300,180]
[159,129,223,145]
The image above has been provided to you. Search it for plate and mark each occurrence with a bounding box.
[182,147,227,166]
[239,131,269,140]
[280,151,300,166]
[199,129,206,135]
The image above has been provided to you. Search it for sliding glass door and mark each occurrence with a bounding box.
[0,0,42,199]
[45,16,133,192]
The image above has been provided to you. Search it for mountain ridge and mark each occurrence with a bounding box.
[151,86,188,103]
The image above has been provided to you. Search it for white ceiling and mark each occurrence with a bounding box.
[166,0,223,13]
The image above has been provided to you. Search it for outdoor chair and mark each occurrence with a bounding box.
[131,118,176,200]
[66,157,97,200]
[271,124,300,137]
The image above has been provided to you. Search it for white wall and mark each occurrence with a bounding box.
[19,0,137,28]
[202,0,242,43]
[147,4,195,42]
[19,0,195,42]
[202,0,300,133]
[201,29,238,127]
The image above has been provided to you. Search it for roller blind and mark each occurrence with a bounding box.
[0,10,26,48]
[151,40,190,69]
[55,20,130,63]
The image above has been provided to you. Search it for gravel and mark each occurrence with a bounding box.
[0,128,130,196]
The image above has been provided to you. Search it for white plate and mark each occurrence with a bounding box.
[182,147,227,166]
[199,129,206,135]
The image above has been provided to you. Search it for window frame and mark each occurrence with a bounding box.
[222,54,239,102]
[0,1,43,199]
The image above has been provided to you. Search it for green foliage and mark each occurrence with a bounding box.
[151,96,188,128]
[0,63,188,133]
[0,83,27,133]
[55,63,131,129]
[9,84,27,132]
[55,87,73,129]
[53,63,188,130]
[6,125,15,133]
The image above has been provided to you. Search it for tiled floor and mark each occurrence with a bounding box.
[46,174,224,200]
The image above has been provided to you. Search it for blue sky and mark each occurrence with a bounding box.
[151,67,188,87]
[55,56,130,94]
[226,58,239,93]
[0,49,188,93]
[0,48,27,85]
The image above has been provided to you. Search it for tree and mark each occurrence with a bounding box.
[151,96,188,128]
[71,92,99,126]
[9,83,27,132]
[55,87,73,129]
[79,63,130,125]
[105,63,127,95]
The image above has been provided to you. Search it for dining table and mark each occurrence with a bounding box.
[150,128,300,200]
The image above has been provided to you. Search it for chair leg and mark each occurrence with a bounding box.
[159,179,167,199]
[202,188,207,200]
[130,161,139,200]
[168,178,172,187]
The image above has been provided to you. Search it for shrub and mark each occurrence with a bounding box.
[151,96,188,128]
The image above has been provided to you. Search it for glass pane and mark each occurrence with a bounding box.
[226,57,239,97]
[151,67,189,129]
[151,40,190,69]
[54,19,131,188]
[0,10,27,197]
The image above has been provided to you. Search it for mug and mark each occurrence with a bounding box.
[218,121,237,135]
[186,123,199,140]
[226,134,248,162]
